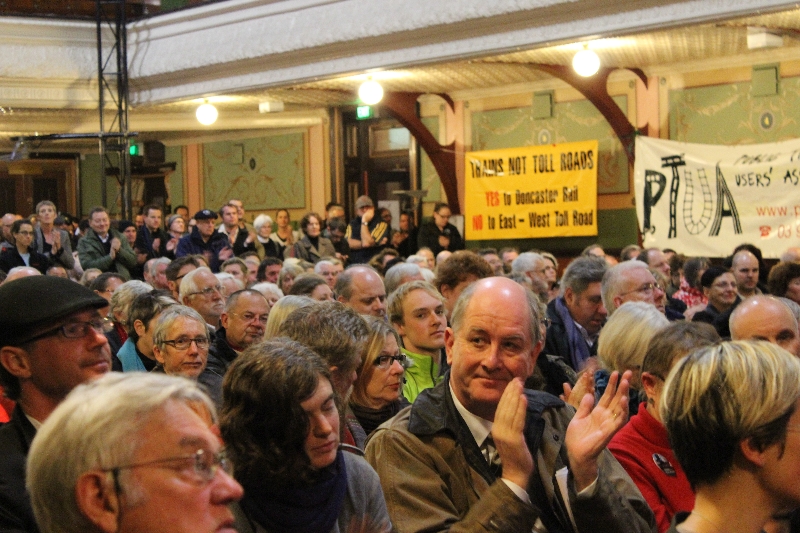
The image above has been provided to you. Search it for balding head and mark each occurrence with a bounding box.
[781,247,800,263]
[731,250,759,297]
[730,295,800,356]
[1,214,16,241]
[3,266,42,284]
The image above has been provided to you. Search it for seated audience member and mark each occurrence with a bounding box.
[90,271,126,303]
[79,267,102,287]
[383,262,424,295]
[767,261,800,306]
[278,262,304,295]
[220,339,392,533]
[539,251,560,302]
[0,276,110,532]
[335,265,387,318]
[365,277,655,533]
[176,209,233,272]
[106,279,152,357]
[77,207,137,278]
[202,289,268,406]
[0,219,51,274]
[143,256,170,290]
[511,252,552,302]
[249,282,283,310]
[253,213,281,259]
[152,305,210,380]
[417,202,464,256]
[730,249,761,298]
[582,243,606,258]
[165,254,201,300]
[33,200,74,271]
[45,264,68,278]
[288,212,336,264]
[180,266,225,332]
[27,373,243,533]
[2,266,41,284]
[477,248,504,276]
[691,266,740,336]
[256,256,283,284]
[416,246,436,270]
[543,256,607,374]
[499,246,519,273]
[349,316,409,435]
[595,302,670,415]
[314,259,338,289]
[368,248,400,276]
[637,247,671,278]
[388,280,447,403]
[780,246,800,263]
[661,341,800,533]
[609,322,720,533]
[602,260,666,315]
[435,249,452,267]
[651,268,687,321]
[433,250,493,319]
[220,257,248,286]
[729,295,800,356]
[288,272,334,301]
[671,257,709,311]
[117,291,177,372]
[278,301,370,448]
[263,295,315,339]
[216,272,245,297]
[620,244,642,262]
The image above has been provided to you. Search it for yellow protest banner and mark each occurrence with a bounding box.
[464,140,598,240]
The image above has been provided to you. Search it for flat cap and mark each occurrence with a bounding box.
[193,209,218,221]
[0,276,109,346]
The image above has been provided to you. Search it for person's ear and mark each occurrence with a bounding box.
[444,327,455,366]
[613,295,624,310]
[563,287,575,307]
[0,346,32,380]
[132,319,146,338]
[439,284,454,301]
[739,436,770,468]
[75,471,120,533]
[152,345,166,365]
[640,372,659,402]
[392,320,406,337]
[219,312,230,330]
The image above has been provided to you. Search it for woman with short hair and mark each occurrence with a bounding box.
[220,338,392,533]
[33,200,74,270]
[287,212,335,264]
[0,219,51,274]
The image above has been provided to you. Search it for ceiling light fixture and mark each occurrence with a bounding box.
[572,45,600,77]
[196,101,218,125]
[358,78,384,105]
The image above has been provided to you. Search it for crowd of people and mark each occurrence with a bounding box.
[2,195,800,533]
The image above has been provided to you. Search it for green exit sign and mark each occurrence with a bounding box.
[356,105,373,120]
[129,144,141,156]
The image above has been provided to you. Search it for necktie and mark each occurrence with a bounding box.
[482,433,503,477]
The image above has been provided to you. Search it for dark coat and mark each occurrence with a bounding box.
[134,225,172,260]
[33,225,74,269]
[417,221,464,256]
[286,234,336,264]
[0,406,39,533]
[77,228,137,278]
[175,227,232,273]
[199,327,239,407]
[0,248,50,275]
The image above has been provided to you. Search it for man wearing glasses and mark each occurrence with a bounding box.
[152,306,211,380]
[0,275,111,532]
[602,260,667,316]
[202,289,269,406]
[27,372,243,533]
[179,267,226,333]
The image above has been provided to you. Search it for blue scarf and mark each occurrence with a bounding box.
[554,296,592,370]
[241,450,348,533]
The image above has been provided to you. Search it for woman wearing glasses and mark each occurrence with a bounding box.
[691,266,740,333]
[349,316,409,436]
[152,305,211,380]
[0,219,51,275]
[221,338,392,533]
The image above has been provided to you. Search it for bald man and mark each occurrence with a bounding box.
[731,250,760,299]
[730,295,800,356]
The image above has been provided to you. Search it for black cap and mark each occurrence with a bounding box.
[193,209,218,221]
[0,276,109,346]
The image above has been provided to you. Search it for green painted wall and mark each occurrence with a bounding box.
[419,116,442,203]
[203,133,305,212]
[670,75,800,143]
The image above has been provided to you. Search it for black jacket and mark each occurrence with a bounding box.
[0,406,39,533]
[0,248,50,275]
[416,221,464,256]
[199,327,239,407]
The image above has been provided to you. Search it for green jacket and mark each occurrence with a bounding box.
[77,228,137,279]
[401,348,442,404]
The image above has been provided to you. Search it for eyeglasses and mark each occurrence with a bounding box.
[711,281,737,289]
[619,282,661,297]
[186,285,223,298]
[162,337,210,350]
[21,317,113,344]
[104,448,231,484]
[373,354,407,369]
[230,312,268,324]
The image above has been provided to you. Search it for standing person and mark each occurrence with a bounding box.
[346,196,390,264]
[270,208,300,257]
[287,212,336,264]
[326,217,350,264]
[252,214,281,258]
[220,339,392,533]
[217,204,259,258]
[77,207,137,278]
[32,200,74,270]
[661,341,800,533]
[392,209,419,258]
[134,204,170,261]
[417,202,464,257]
[365,277,654,533]
[175,209,233,273]
[0,219,51,274]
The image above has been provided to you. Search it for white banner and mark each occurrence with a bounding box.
[633,136,800,259]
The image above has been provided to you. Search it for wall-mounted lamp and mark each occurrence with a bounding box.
[196,101,218,125]
[358,78,384,105]
[572,46,600,77]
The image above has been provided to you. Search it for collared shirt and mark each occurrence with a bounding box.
[573,320,598,348]
[449,383,531,503]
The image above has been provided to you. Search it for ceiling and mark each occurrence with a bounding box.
[3,3,800,152]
